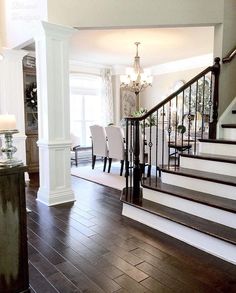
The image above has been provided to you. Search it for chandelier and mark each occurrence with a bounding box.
[120,42,152,96]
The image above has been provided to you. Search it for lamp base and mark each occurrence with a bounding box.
[0,157,23,168]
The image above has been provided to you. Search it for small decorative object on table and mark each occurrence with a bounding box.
[177,124,186,135]
[0,114,23,167]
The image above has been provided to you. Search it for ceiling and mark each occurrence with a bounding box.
[23,26,214,68]
[69,26,214,68]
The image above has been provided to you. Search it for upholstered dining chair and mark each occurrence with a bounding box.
[90,125,108,171]
[105,126,125,176]
[70,133,80,167]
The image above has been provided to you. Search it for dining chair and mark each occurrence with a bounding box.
[105,126,125,176]
[90,125,108,171]
[70,133,80,167]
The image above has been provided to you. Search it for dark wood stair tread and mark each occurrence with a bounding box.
[180,153,236,164]
[142,177,236,213]
[161,167,236,187]
[121,192,236,245]
[221,124,236,128]
[199,138,236,145]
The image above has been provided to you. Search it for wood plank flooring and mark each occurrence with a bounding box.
[26,173,236,293]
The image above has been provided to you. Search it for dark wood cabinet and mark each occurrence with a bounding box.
[0,166,30,293]
[23,56,39,173]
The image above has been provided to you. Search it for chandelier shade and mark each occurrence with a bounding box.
[120,42,152,96]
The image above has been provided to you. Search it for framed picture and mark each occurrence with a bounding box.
[120,88,137,118]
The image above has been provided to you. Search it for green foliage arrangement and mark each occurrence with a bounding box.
[177,124,186,134]
[132,108,157,127]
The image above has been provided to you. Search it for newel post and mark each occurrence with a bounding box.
[133,120,142,203]
[209,57,220,139]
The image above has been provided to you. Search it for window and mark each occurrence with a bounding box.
[70,74,102,147]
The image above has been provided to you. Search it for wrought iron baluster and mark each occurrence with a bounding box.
[142,119,146,176]
[156,110,159,183]
[129,121,133,192]
[168,101,172,168]
[175,95,178,167]
[194,80,199,154]
[181,90,185,148]
[201,75,206,139]
[125,119,129,198]
[147,122,152,181]
[187,85,192,153]
[209,57,220,139]
[162,105,165,169]
[133,120,141,202]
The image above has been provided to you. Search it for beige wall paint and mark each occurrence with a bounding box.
[112,67,205,124]
[139,67,205,111]
[216,0,236,116]
[47,0,224,28]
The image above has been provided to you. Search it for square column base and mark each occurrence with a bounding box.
[37,187,75,206]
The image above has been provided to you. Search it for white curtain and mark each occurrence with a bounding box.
[100,68,114,125]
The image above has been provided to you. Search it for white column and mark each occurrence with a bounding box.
[0,49,28,169]
[34,21,75,206]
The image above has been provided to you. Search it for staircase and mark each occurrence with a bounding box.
[121,55,236,264]
[221,110,236,139]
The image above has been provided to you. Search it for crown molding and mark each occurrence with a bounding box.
[148,53,213,75]
[112,54,213,76]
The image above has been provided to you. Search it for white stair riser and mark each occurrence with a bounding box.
[199,142,236,156]
[223,128,236,140]
[180,156,236,177]
[161,172,236,200]
[122,203,236,265]
[143,188,236,228]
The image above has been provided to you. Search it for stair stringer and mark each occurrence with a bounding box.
[122,203,236,265]
[217,96,236,138]
[142,188,236,229]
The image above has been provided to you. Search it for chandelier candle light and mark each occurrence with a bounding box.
[120,42,153,109]
[0,114,23,167]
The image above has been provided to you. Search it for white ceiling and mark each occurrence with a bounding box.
[69,27,214,68]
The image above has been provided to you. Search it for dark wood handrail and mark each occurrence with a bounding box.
[222,47,236,63]
[126,57,220,121]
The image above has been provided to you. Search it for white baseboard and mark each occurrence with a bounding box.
[37,187,75,206]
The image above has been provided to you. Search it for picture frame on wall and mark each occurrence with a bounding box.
[120,88,137,118]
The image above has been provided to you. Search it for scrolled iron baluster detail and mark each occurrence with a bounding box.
[194,80,199,154]
[125,118,129,199]
[187,85,192,152]
[168,101,172,168]
[201,75,206,139]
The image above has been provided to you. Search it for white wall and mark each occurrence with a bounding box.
[140,67,205,111]
[112,75,122,125]
[215,0,236,116]
[47,0,224,28]
[3,0,48,48]
[0,0,6,50]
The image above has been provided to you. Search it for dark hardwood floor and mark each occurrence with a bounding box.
[26,171,236,293]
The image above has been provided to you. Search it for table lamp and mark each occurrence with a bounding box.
[0,114,23,167]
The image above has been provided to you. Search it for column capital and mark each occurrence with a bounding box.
[34,21,76,41]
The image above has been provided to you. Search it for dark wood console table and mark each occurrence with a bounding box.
[0,165,30,293]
